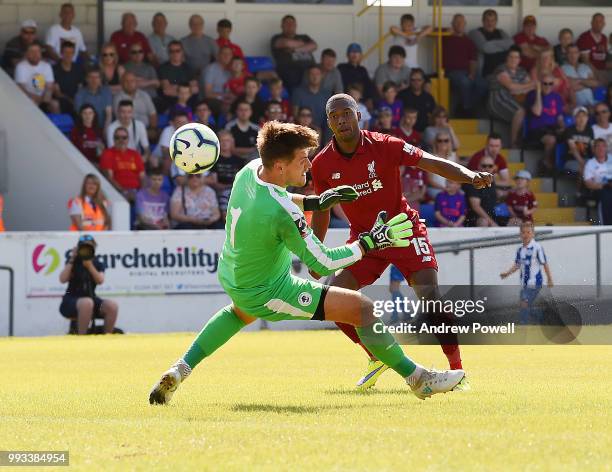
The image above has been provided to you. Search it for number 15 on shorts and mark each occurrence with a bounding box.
[411,237,431,256]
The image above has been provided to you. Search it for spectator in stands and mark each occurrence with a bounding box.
[75,67,112,129]
[584,138,612,225]
[563,44,598,110]
[564,106,593,175]
[68,174,110,231]
[338,43,376,104]
[2,20,46,78]
[168,84,194,121]
[271,15,317,91]
[435,180,466,228]
[372,107,395,135]
[261,100,285,125]
[531,48,573,113]
[216,19,245,61]
[401,166,427,212]
[170,174,222,229]
[203,45,233,107]
[148,12,174,67]
[113,72,157,132]
[71,104,104,165]
[0,194,4,232]
[317,49,343,95]
[506,170,537,225]
[158,41,199,113]
[59,234,118,335]
[376,81,402,128]
[390,13,432,69]
[295,106,321,136]
[99,43,124,94]
[554,28,574,66]
[15,43,54,109]
[577,13,610,85]
[52,41,84,115]
[347,83,371,130]
[226,56,250,98]
[469,9,513,78]
[513,15,549,72]
[135,167,170,230]
[230,77,265,123]
[106,100,150,162]
[488,47,536,147]
[374,46,410,95]
[394,108,420,145]
[181,14,218,76]
[398,68,436,133]
[157,111,190,174]
[100,126,145,202]
[526,75,565,173]
[194,100,217,131]
[469,133,511,188]
[124,43,160,98]
[45,3,88,64]
[268,78,292,122]
[463,156,499,227]
[110,12,153,64]
[426,130,458,200]
[442,14,485,117]
[208,131,246,219]
[225,101,260,159]
[292,65,331,130]
[423,106,460,151]
[592,103,612,151]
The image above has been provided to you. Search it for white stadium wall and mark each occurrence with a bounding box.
[0,69,130,232]
[1,227,611,337]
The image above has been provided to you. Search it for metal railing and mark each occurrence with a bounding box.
[435,228,612,298]
[0,265,14,337]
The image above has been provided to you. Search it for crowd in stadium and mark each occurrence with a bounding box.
[1,3,612,231]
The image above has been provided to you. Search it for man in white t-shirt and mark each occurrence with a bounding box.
[584,138,612,224]
[592,103,612,150]
[15,43,54,106]
[107,99,150,162]
[390,14,432,69]
[45,3,88,63]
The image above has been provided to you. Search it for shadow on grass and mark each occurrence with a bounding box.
[231,403,351,414]
[324,388,408,396]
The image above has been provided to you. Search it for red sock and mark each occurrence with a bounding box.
[336,322,374,359]
[442,344,463,370]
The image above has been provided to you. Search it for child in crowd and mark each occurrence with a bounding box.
[169,84,193,121]
[389,14,432,69]
[268,78,292,122]
[506,170,538,225]
[434,180,466,227]
[377,81,403,127]
[373,107,395,134]
[554,28,573,66]
[394,108,421,146]
[347,82,371,130]
[225,56,250,97]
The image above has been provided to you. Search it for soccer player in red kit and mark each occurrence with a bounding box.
[311,94,493,389]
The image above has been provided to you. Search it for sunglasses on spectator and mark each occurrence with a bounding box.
[114,135,128,141]
[102,52,115,57]
[131,49,143,54]
[79,234,95,243]
[436,139,450,143]
[22,29,36,35]
[542,82,554,86]
[480,164,494,169]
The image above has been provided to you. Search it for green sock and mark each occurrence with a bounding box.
[356,321,416,377]
[183,305,246,369]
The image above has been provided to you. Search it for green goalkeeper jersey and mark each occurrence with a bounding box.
[218,159,362,292]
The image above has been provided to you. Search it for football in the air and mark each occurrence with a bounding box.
[169,123,220,174]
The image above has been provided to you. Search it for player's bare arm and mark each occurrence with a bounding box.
[500,263,519,279]
[417,153,494,189]
[544,263,554,287]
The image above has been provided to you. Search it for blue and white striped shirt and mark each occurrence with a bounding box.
[515,239,547,288]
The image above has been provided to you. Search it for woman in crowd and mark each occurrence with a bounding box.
[488,47,536,147]
[426,130,458,200]
[531,47,574,113]
[170,174,222,229]
[422,106,461,152]
[68,174,111,231]
[70,104,105,165]
[99,43,125,95]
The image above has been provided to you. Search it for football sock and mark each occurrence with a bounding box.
[356,321,416,377]
[429,313,463,370]
[183,305,245,369]
[336,322,375,359]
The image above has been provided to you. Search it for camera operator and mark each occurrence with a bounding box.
[58,234,119,334]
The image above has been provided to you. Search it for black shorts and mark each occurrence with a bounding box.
[59,296,105,319]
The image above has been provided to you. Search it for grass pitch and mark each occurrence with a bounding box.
[1,331,611,471]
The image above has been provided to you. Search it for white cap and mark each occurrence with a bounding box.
[21,19,37,30]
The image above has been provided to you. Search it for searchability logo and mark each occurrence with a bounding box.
[32,244,60,275]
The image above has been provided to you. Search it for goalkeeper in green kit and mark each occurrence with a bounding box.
[149,122,465,403]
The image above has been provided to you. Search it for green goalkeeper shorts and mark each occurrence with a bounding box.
[222,273,329,322]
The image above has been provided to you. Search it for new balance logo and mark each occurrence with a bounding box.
[422,256,432,262]
[332,173,341,180]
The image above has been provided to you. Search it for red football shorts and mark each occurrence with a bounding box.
[346,220,438,288]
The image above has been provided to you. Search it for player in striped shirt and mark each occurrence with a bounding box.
[500,222,554,323]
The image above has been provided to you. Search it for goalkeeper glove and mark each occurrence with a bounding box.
[303,185,359,211]
[358,211,413,253]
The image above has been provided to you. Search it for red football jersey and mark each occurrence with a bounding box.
[577,31,608,70]
[506,190,537,222]
[312,130,423,241]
